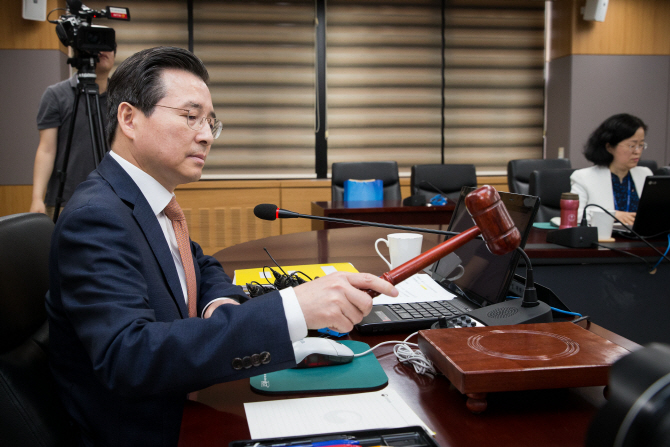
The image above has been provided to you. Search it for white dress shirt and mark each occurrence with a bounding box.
[109,151,307,342]
[570,165,653,221]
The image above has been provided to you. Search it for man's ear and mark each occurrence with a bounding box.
[117,102,136,140]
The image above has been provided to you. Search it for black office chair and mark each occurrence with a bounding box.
[528,168,575,222]
[637,159,658,173]
[331,161,401,202]
[507,158,572,195]
[410,164,477,202]
[0,213,74,446]
[656,166,670,176]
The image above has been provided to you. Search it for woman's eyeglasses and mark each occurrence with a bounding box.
[618,142,647,153]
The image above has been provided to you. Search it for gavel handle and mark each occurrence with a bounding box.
[365,226,482,298]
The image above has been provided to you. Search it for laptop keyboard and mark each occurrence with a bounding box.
[387,300,464,320]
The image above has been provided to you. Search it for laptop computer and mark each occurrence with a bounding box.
[355,187,540,334]
[613,175,670,237]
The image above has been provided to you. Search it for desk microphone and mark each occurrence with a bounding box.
[253,203,459,237]
[254,186,553,326]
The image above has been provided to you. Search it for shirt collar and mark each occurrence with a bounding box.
[109,151,174,216]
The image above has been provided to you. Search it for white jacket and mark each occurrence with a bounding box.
[570,165,653,222]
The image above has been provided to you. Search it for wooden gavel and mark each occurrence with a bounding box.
[367,185,521,298]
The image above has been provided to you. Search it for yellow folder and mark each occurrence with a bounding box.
[233,262,358,286]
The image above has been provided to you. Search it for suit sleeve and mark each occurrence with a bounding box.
[54,202,296,397]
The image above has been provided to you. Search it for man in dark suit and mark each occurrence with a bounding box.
[46,46,397,446]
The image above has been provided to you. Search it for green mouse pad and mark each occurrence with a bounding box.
[533,222,557,230]
[250,340,388,394]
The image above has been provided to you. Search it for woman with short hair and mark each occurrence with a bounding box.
[570,113,653,226]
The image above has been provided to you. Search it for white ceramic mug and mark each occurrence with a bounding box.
[374,233,423,269]
[591,210,615,241]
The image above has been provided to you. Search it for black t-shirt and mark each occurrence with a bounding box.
[36,74,108,206]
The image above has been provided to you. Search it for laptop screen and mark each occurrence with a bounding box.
[430,187,539,308]
[630,175,670,237]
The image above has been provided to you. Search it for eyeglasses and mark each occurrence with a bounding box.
[618,142,647,153]
[153,104,223,139]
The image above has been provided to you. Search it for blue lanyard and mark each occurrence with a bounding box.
[613,174,632,212]
[626,176,631,212]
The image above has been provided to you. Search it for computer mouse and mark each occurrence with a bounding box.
[292,337,355,368]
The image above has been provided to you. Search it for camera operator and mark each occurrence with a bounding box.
[30,47,116,218]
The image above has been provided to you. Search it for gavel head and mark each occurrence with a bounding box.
[464,185,521,255]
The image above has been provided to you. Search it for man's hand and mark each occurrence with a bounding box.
[293,272,398,333]
[615,210,636,227]
[30,199,47,214]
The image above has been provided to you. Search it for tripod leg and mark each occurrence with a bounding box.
[92,93,109,159]
[53,85,83,223]
[84,90,102,166]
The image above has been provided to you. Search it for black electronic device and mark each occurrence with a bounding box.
[402,195,427,206]
[586,343,670,447]
[613,175,670,237]
[546,225,598,248]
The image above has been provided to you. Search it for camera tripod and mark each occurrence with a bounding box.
[52,54,109,222]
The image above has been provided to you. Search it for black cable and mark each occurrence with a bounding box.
[580,203,670,263]
[263,247,289,276]
[592,243,654,272]
[516,247,539,307]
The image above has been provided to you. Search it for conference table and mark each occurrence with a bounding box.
[310,201,455,230]
[179,226,642,447]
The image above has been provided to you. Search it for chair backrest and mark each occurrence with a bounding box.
[529,168,575,222]
[0,213,74,446]
[657,166,670,176]
[637,159,658,173]
[410,164,477,201]
[331,161,401,202]
[507,158,572,195]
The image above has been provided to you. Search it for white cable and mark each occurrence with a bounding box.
[353,332,437,376]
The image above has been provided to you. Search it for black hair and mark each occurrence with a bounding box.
[106,46,209,146]
[584,113,647,167]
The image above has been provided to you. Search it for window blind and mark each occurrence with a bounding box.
[327,0,545,176]
[87,0,544,178]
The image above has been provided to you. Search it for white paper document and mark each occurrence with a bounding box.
[244,388,431,439]
[372,273,457,305]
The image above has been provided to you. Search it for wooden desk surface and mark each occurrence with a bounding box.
[181,228,641,447]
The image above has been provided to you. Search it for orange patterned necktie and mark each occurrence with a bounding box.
[164,197,197,318]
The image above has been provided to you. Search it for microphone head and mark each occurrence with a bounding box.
[254,204,278,221]
[465,185,521,255]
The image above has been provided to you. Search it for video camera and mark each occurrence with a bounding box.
[52,0,129,58]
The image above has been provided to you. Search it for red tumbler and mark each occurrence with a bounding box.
[559,192,579,229]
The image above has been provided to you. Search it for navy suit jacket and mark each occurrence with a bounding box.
[46,155,296,446]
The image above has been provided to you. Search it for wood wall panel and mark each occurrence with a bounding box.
[573,0,670,55]
[1,176,510,256]
[0,185,33,217]
[1,0,66,50]
[551,0,670,60]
